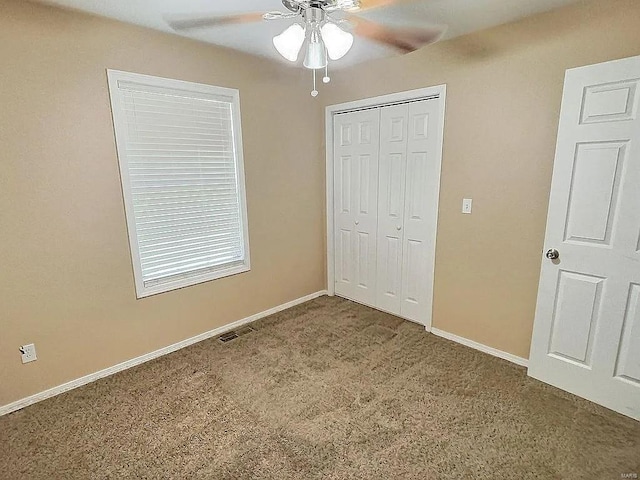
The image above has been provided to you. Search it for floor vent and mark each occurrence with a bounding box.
[236,326,255,336]
[218,326,255,343]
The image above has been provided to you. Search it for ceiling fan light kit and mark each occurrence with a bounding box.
[167,0,446,98]
[275,6,353,67]
[274,5,356,96]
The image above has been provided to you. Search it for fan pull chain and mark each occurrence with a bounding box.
[323,62,331,84]
[311,69,318,97]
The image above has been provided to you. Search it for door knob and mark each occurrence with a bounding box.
[545,248,559,260]
[355,220,359,225]
[396,225,402,231]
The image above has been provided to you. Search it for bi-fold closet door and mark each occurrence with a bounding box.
[334,99,440,325]
[333,108,380,307]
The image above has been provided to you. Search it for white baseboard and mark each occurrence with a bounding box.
[430,327,529,368]
[0,290,328,417]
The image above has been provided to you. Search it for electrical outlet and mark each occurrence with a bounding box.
[19,344,37,364]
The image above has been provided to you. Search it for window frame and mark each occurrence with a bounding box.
[107,69,251,298]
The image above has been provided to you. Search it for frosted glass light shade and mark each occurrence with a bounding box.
[321,23,354,60]
[273,24,306,62]
[303,38,328,69]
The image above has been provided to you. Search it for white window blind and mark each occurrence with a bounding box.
[107,70,250,298]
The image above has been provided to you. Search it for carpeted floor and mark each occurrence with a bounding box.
[1,296,639,479]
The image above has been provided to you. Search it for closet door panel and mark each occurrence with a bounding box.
[401,99,441,324]
[334,109,380,305]
[376,104,409,314]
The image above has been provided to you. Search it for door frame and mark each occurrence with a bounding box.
[325,85,447,331]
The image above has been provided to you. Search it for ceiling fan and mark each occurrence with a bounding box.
[167,0,446,96]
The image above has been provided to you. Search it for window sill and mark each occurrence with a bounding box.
[134,262,251,299]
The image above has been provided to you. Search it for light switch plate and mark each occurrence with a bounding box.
[462,198,473,214]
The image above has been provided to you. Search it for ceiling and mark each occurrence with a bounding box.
[37,0,582,68]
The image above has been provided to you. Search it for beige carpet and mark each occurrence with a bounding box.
[1,296,639,479]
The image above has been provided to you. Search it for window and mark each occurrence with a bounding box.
[107,70,250,298]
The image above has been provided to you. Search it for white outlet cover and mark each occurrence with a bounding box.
[20,343,37,364]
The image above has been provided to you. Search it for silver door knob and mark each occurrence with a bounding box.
[355,220,359,225]
[546,248,559,260]
[396,225,402,231]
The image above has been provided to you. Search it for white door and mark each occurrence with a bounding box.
[528,55,640,420]
[400,99,442,324]
[376,103,408,314]
[333,108,381,305]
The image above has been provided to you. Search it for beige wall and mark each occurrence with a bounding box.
[0,0,326,406]
[2,0,640,407]
[324,0,640,358]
